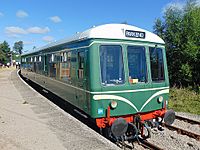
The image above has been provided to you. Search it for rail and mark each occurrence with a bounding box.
[162,123,200,141]
[139,139,164,150]
[175,115,200,126]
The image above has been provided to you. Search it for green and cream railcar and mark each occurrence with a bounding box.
[21,24,175,140]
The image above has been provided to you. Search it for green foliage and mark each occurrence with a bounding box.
[0,41,10,64]
[153,0,200,89]
[168,88,200,115]
[13,41,23,55]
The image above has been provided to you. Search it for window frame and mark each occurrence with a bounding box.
[77,51,85,79]
[127,45,148,83]
[99,44,125,86]
[149,47,165,82]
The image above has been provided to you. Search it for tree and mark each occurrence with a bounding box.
[153,18,165,39]
[0,41,10,64]
[153,0,200,89]
[0,50,6,63]
[13,41,23,55]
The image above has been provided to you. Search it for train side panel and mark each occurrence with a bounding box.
[21,41,92,115]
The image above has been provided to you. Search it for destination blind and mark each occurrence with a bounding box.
[125,30,145,39]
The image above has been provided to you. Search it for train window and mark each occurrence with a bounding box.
[51,54,54,62]
[60,52,71,81]
[78,51,84,79]
[149,47,165,81]
[39,56,42,62]
[70,51,77,78]
[64,52,67,62]
[100,45,125,85]
[127,46,147,83]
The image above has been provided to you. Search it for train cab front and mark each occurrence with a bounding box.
[94,99,175,142]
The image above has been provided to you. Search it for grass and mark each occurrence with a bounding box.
[168,88,200,115]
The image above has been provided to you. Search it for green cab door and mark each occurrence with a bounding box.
[76,49,88,112]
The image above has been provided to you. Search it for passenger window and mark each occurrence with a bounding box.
[127,46,147,83]
[78,51,85,79]
[60,52,71,81]
[100,45,125,85]
[70,51,77,78]
[149,47,165,81]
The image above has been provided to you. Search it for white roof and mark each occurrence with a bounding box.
[25,24,164,55]
[79,24,164,44]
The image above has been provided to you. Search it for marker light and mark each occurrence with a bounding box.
[157,96,164,103]
[110,101,118,109]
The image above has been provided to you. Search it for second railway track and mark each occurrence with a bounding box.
[162,115,200,141]
[175,115,200,126]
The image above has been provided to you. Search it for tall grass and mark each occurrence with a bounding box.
[168,88,200,115]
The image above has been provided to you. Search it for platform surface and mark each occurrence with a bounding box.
[0,68,119,150]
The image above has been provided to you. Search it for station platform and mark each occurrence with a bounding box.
[0,68,119,150]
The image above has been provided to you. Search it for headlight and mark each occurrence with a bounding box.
[110,100,118,109]
[157,96,163,103]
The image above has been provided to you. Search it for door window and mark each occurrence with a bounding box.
[78,51,85,79]
[149,47,165,81]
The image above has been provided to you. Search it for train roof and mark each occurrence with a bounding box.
[24,24,164,55]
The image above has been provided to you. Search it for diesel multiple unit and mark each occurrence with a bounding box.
[21,24,175,141]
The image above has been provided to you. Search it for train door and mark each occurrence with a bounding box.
[148,46,167,110]
[43,54,48,76]
[41,54,48,87]
[76,49,88,112]
[149,47,166,88]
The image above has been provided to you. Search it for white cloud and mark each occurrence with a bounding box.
[5,26,50,37]
[49,16,62,23]
[163,0,200,14]
[0,12,4,17]
[27,27,50,34]
[5,26,28,37]
[42,36,54,42]
[16,10,28,18]
[162,1,185,13]
[196,0,200,6]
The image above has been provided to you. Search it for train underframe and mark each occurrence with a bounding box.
[96,103,175,142]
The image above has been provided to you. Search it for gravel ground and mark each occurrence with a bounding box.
[173,119,200,135]
[147,111,200,150]
[176,112,200,122]
[149,127,200,150]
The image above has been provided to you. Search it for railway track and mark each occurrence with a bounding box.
[162,115,200,141]
[116,139,164,150]
[175,115,200,126]
[139,139,164,150]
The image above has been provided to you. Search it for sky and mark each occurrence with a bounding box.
[0,0,191,53]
